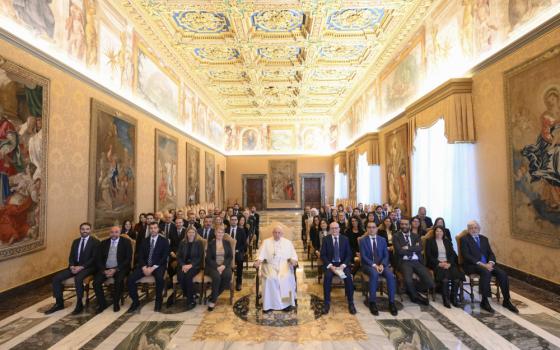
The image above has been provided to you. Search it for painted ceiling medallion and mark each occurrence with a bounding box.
[326,8,384,31]
[251,10,304,32]
[172,11,230,33]
[257,47,301,61]
[319,44,366,60]
[194,47,240,62]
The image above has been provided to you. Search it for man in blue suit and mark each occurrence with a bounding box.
[127,222,170,313]
[320,222,356,315]
[360,222,398,316]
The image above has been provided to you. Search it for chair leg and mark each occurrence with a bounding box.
[85,285,90,307]
[469,281,474,303]
[496,283,501,302]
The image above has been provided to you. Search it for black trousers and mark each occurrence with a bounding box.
[323,264,354,305]
[93,269,129,307]
[466,265,510,300]
[178,267,200,303]
[399,260,435,299]
[206,267,232,303]
[127,266,165,304]
[235,253,244,285]
[52,267,95,305]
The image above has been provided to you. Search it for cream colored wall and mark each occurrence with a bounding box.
[226,155,334,209]
[0,39,226,293]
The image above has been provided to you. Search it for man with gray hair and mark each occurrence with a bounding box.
[460,220,518,314]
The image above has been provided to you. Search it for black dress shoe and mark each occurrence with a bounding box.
[480,300,495,313]
[263,309,273,314]
[322,304,330,315]
[113,304,120,312]
[443,299,451,308]
[154,303,162,312]
[71,304,83,315]
[389,302,398,316]
[44,303,64,315]
[95,304,106,314]
[414,295,429,305]
[369,302,379,316]
[451,299,461,308]
[186,302,197,311]
[166,293,175,307]
[207,305,215,312]
[503,300,519,314]
[236,285,242,291]
[348,304,357,315]
[127,302,140,313]
[282,306,293,312]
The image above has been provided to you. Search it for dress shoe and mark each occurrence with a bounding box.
[413,295,429,305]
[443,298,451,308]
[348,303,357,315]
[282,306,293,312]
[369,302,379,316]
[166,293,175,307]
[503,299,519,314]
[113,304,120,312]
[44,303,64,315]
[207,305,215,312]
[71,303,83,315]
[154,303,162,312]
[185,301,197,311]
[236,284,242,292]
[480,299,495,313]
[95,304,106,314]
[322,304,330,315]
[263,309,273,314]
[451,299,461,308]
[389,302,398,316]
[127,302,140,313]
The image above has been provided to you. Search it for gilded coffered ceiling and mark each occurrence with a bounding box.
[117,0,434,123]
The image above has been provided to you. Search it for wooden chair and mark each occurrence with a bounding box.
[456,230,500,303]
[102,234,135,305]
[62,275,94,307]
[356,236,388,301]
[171,237,208,305]
[201,236,236,305]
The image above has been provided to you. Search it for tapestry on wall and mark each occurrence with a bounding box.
[205,152,215,203]
[0,56,48,261]
[269,160,297,203]
[155,130,178,212]
[385,124,410,216]
[505,45,560,248]
[347,150,357,202]
[89,100,136,233]
[186,143,200,205]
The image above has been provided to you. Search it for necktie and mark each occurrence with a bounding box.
[334,237,340,263]
[232,228,236,240]
[165,223,170,237]
[405,234,411,246]
[148,238,155,266]
[77,238,85,263]
[204,229,208,239]
[475,236,487,263]
[371,237,377,263]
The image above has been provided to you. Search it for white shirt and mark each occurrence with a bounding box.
[402,233,419,261]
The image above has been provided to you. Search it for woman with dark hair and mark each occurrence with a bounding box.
[344,216,363,257]
[176,227,204,310]
[318,207,327,220]
[133,214,146,238]
[121,219,136,239]
[433,217,452,241]
[378,217,397,267]
[425,225,464,308]
[364,212,376,227]
[410,216,426,237]
[311,218,329,253]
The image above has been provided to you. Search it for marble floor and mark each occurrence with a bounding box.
[1,211,559,350]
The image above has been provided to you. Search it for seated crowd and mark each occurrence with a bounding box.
[45,204,260,315]
[304,203,520,316]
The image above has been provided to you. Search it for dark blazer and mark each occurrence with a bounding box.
[359,235,390,267]
[393,231,424,265]
[121,229,137,240]
[301,214,310,234]
[309,226,321,251]
[198,227,215,241]
[169,227,186,253]
[185,220,202,230]
[96,237,132,272]
[205,239,233,272]
[226,226,247,256]
[343,228,362,256]
[137,234,169,268]
[373,213,384,226]
[159,221,177,239]
[460,234,496,273]
[68,236,100,269]
[176,239,204,271]
[416,216,433,229]
[251,213,260,234]
[377,229,394,246]
[320,234,352,268]
[425,238,458,271]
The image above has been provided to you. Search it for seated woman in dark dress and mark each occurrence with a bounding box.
[433,217,452,241]
[377,217,397,267]
[425,225,465,308]
[176,227,204,310]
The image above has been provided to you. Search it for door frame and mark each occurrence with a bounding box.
[242,174,267,210]
[299,173,325,209]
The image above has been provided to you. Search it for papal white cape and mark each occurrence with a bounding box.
[257,237,298,310]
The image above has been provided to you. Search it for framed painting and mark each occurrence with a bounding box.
[269,160,297,203]
[186,143,200,205]
[505,45,560,248]
[0,56,49,261]
[347,149,357,202]
[385,124,410,216]
[155,130,178,212]
[205,152,215,203]
[89,99,136,233]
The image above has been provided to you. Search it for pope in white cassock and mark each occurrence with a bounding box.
[255,225,298,312]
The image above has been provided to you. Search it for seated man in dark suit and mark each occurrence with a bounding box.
[45,222,100,315]
[127,222,170,313]
[93,226,132,313]
[226,215,247,291]
[250,206,260,246]
[393,219,434,305]
[460,220,518,313]
[320,222,356,315]
[159,211,177,239]
[360,223,398,316]
[198,215,215,241]
[416,207,433,231]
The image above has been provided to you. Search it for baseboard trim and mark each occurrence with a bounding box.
[500,264,560,295]
[0,269,62,300]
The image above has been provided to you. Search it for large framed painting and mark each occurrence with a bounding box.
[0,56,49,261]
[155,130,178,212]
[269,160,297,203]
[504,45,560,248]
[347,150,357,202]
[186,143,200,205]
[89,100,136,233]
[385,124,410,216]
[205,152,215,203]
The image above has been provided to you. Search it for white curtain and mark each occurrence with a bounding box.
[334,164,348,203]
[357,152,381,205]
[411,119,479,242]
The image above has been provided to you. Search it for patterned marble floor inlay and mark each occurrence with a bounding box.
[2,211,560,349]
